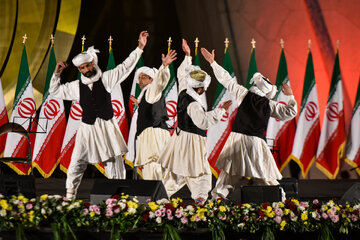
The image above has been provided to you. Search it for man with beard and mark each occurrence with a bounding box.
[50,31,149,199]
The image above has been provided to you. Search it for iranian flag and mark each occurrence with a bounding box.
[207,47,238,177]
[164,61,178,135]
[59,101,82,173]
[32,45,66,177]
[316,51,346,179]
[291,49,320,177]
[266,48,297,171]
[4,45,37,175]
[0,79,8,155]
[125,57,143,168]
[345,79,360,174]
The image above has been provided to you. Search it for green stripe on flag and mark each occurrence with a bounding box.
[42,46,57,103]
[328,52,341,102]
[300,50,316,113]
[353,79,360,117]
[274,49,289,100]
[194,47,201,67]
[13,46,31,109]
[245,48,257,89]
[106,47,116,70]
[162,63,176,97]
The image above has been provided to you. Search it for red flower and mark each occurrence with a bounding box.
[165,203,175,212]
[142,211,149,221]
[111,194,120,200]
[263,202,270,208]
[84,202,90,208]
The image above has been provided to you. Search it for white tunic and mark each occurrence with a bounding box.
[49,47,143,164]
[158,56,225,177]
[134,64,171,167]
[210,61,297,181]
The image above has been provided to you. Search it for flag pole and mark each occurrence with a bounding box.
[108,35,113,53]
[224,37,229,54]
[167,37,172,53]
[81,35,86,52]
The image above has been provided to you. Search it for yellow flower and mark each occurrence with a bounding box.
[284,209,290,215]
[148,202,159,212]
[291,199,299,205]
[90,212,95,217]
[208,202,214,208]
[121,193,129,199]
[219,206,227,212]
[280,220,286,230]
[279,203,285,208]
[40,194,48,201]
[190,215,195,222]
[127,201,138,209]
[18,195,28,203]
[304,221,308,225]
[266,206,272,212]
[301,212,308,221]
[242,203,251,208]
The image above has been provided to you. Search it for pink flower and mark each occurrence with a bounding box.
[175,210,183,218]
[351,215,358,222]
[243,216,249,221]
[167,209,172,215]
[106,199,116,205]
[195,215,201,222]
[181,217,188,224]
[219,215,226,220]
[330,215,339,223]
[167,214,174,220]
[160,208,166,213]
[83,208,89,216]
[313,199,319,205]
[105,209,113,217]
[321,213,328,219]
[114,207,121,214]
[25,203,33,210]
[275,208,283,216]
[155,209,162,217]
[274,216,282,224]
[300,202,308,208]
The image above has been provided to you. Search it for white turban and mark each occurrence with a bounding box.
[72,46,100,67]
[185,65,211,90]
[250,72,277,99]
[134,66,158,83]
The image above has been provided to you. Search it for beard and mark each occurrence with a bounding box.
[84,69,97,78]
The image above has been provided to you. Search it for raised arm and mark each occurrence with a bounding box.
[145,50,177,103]
[178,39,192,93]
[269,84,297,121]
[102,31,149,91]
[201,47,248,106]
[49,61,79,101]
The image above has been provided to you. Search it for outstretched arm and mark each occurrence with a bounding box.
[269,84,297,121]
[201,47,248,106]
[103,31,149,91]
[145,50,177,103]
[177,39,192,92]
[49,61,79,101]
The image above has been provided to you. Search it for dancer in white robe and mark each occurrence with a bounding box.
[158,39,231,203]
[130,50,177,180]
[49,31,149,199]
[201,48,297,200]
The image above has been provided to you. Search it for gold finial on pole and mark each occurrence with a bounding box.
[81,35,86,51]
[308,39,311,49]
[108,36,113,47]
[22,34,28,44]
[167,37,172,52]
[194,37,199,48]
[336,40,340,50]
[224,38,229,48]
[251,38,256,48]
[50,34,55,45]
[280,38,285,49]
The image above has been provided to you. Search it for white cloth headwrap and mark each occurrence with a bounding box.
[134,66,158,83]
[185,65,211,111]
[72,46,100,67]
[249,72,277,99]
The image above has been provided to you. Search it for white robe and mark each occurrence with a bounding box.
[210,61,297,182]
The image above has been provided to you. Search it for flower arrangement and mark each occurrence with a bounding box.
[1,193,360,240]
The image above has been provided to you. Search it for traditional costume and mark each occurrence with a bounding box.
[49,46,143,198]
[133,65,171,180]
[158,56,226,201]
[209,61,297,200]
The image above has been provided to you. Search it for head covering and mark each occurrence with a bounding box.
[72,46,100,67]
[134,66,158,83]
[185,65,211,110]
[250,72,277,99]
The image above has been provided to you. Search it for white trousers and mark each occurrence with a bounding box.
[162,170,212,200]
[142,161,163,180]
[211,170,285,200]
[66,155,126,198]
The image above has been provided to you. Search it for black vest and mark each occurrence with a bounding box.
[177,90,206,137]
[231,91,270,140]
[136,90,169,137]
[79,79,114,125]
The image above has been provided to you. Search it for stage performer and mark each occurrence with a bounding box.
[49,31,149,199]
[158,39,231,204]
[130,50,177,180]
[201,48,297,201]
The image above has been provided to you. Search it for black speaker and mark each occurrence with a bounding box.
[279,178,298,199]
[241,186,282,204]
[0,175,36,198]
[90,179,168,204]
[339,182,360,204]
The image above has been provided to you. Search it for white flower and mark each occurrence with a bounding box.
[41,208,46,215]
[128,208,136,214]
[238,223,245,229]
[0,209,6,217]
[156,216,162,223]
[47,209,53,215]
[149,211,155,219]
[119,202,126,210]
[156,199,169,205]
[186,205,194,212]
[62,202,69,207]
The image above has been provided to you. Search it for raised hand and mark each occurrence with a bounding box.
[221,100,232,111]
[130,96,139,106]
[201,48,215,64]
[138,31,149,50]
[281,83,293,96]
[182,39,191,56]
[162,50,177,66]
[54,61,69,74]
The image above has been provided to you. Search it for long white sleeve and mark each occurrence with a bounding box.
[102,47,143,92]
[48,73,80,101]
[210,61,248,106]
[269,95,297,121]
[177,56,192,92]
[187,102,226,130]
[145,64,170,104]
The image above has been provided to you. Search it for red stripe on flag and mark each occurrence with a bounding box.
[59,134,77,173]
[0,107,9,154]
